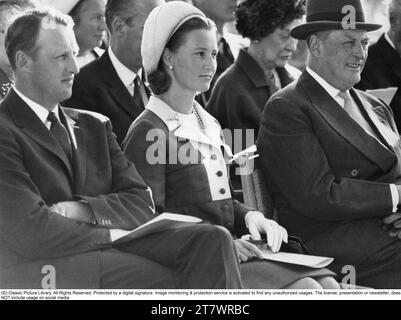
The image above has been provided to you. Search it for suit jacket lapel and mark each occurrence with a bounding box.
[300,72,396,171]
[350,89,397,149]
[60,108,86,193]
[276,66,294,87]
[99,52,143,119]
[6,89,74,180]
[173,105,223,151]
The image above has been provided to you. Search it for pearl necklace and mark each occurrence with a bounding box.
[192,105,206,132]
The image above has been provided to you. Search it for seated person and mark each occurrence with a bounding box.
[207,0,304,195]
[0,7,242,289]
[123,1,339,289]
[257,0,401,288]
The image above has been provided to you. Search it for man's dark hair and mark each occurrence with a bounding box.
[105,0,135,32]
[236,0,305,40]
[5,7,73,70]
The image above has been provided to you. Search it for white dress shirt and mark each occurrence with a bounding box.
[108,47,141,94]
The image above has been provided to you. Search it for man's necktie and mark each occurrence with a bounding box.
[218,37,234,64]
[47,111,72,159]
[131,76,145,110]
[338,91,378,139]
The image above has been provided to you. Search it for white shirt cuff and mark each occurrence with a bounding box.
[390,184,399,213]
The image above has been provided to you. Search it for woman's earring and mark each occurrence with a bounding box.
[169,65,173,70]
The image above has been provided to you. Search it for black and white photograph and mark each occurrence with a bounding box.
[0,0,400,308]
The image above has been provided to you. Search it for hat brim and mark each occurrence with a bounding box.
[290,21,382,39]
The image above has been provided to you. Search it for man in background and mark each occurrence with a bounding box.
[64,0,161,144]
[357,0,401,130]
[193,0,237,105]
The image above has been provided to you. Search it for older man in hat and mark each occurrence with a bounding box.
[257,0,401,288]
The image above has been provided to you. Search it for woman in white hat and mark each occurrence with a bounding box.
[44,0,106,67]
[123,1,339,289]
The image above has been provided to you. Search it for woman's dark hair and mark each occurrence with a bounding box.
[236,0,305,40]
[147,17,215,95]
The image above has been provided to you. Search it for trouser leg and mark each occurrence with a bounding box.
[117,223,243,289]
[99,249,175,289]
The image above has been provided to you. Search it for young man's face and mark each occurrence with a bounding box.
[25,21,79,107]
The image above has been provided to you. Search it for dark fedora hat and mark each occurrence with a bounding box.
[290,0,382,39]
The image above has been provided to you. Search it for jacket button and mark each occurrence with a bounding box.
[351,169,358,177]
[216,170,223,177]
[211,154,218,161]
[222,204,230,211]
[219,188,226,195]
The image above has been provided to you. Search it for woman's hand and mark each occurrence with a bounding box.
[234,238,263,264]
[245,211,288,252]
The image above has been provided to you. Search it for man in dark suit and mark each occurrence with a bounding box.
[0,7,242,289]
[64,0,162,144]
[356,0,401,130]
[257,0,401,288]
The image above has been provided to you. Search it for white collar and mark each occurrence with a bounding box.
[108,47,141,87]
[146,95,192,131]
[306,66,347,107]
[146,95,219,131]
[146,96,225,151]
[14,87,59,125]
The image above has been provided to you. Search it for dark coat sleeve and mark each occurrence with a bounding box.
[77,117,155,230]
[0,121,111,260]
[123,119,167,214]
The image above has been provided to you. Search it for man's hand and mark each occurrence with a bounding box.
[50,201,96,224]
[234,238,263,264]
[244,211,288,253]
[382,212,401,238]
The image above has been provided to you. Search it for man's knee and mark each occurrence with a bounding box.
[188,223,233,247]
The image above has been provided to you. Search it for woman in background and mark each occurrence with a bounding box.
[45,0,106,67]
[207,0,304,148]
[206,0,304,195]
[123,1,338,289]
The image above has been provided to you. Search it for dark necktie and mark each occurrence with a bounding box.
[47,111,72,159]
[133,76,145,110]
[218,37,234,64]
